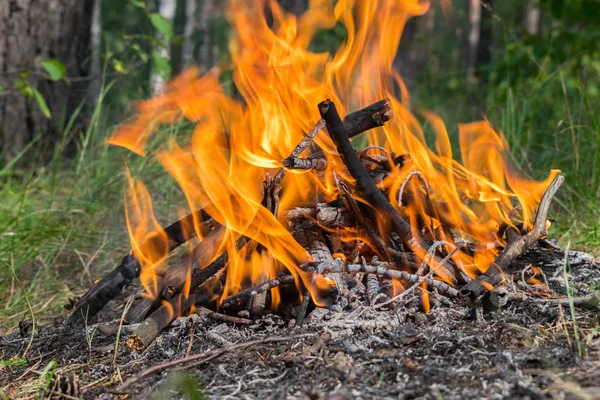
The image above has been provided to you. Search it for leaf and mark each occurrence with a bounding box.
[0,84,4,94]
[152,51,172,79]
[14,79,33,97]
[32,89,52,118]
[112,59,129,75]
[41,59,67,81]
[150,13,173,38]
[130,0,146,8]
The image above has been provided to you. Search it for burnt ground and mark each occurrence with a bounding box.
[2,255,600,399]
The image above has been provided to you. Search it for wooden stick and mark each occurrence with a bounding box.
[331,262,460,298]
[195,306,253,325]
[318,99,456,285]
[343,99,392,138]
[460,174,565,299]
[295,289,311,328]
[221,275,296,309]
[283,99,393,166]
[126,283,219,351]
[115,334,314,392]
[66,211,214,325]
[124,277,165,324]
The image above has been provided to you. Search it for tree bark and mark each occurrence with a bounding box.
[465,0,481,82]
[477,0,493,75]
[151,0,177,94]
[0,0,94,164]
[524,1,541,35]
[198,0,214,74]
[181,0,197,69]
[88,0,102,102]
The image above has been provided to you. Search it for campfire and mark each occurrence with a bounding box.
[67,0,586,357]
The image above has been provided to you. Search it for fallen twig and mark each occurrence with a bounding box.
[115,334,315,392]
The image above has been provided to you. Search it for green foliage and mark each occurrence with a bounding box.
[152,51,172,79]
[37,360,58,396]
[0,357,27,372]
[40,59,67,81]
[158,374,206,400]
[150,13,173,39]
[14,76,52,118]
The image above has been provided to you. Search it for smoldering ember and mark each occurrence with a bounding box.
[2,1,600,399]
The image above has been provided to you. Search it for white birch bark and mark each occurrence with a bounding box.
[181,0,197,69]
[525,2,541,35]
[465,0,481,82]
[151,0,177,93]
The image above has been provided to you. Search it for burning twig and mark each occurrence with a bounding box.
[460,174,565,300]
[66,210,214,325]
[221,274,296,309]
[397,170,429,207]
[319,99,456,284]
[285,205,354,228]
[327,261,460,298]
[282,157,328,171]
[126,281,220,351]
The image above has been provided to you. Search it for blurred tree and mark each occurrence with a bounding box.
[89,0,103,101]
[524,1,541,35]
[199,0,214,73]
[181,0,197,69]
[464,0,493,83]
[151,0,177,93]
[0,0,95,163]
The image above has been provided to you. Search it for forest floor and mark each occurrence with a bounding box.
[1,248,599,400]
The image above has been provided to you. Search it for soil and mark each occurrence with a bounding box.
[2,248,600,400]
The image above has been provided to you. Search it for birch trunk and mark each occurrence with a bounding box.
[525,2,541,35]
[465,0,481,82]
[151,0,177,94]
[181,0,197,69]
[199,0,213,73]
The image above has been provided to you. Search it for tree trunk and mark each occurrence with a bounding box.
[89,0,102,102]
[464,0,493,83]
[181,0,197,69]
[0,0,94,164]
[151,0,177,94]
[524,1,541,35]
[199,0,214,74]
[465,0,481,82]
[477,0,493,75]
[393,9,436,93]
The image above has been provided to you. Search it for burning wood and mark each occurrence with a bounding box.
[61,0,591,360]
[65,94,575,352]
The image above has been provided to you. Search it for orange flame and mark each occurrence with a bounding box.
[109,0,558,311]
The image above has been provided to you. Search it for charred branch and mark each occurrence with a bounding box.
[460,174,565,300]
[319,99,456,285]
[66,211,214,325]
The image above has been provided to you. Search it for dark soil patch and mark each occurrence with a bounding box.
[2,257,600,399]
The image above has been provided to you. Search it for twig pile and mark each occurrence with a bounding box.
[66,98,567,350]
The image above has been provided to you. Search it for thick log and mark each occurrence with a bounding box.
[126,281,221,351]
